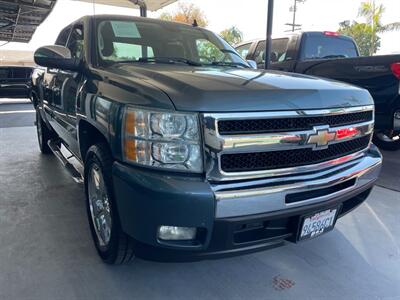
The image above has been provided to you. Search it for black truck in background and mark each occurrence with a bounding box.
[0,66,33,98]
[236,31,400,150]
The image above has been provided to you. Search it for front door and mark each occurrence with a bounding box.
[52,24,85,156]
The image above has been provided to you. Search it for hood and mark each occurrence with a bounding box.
[110,64,373,112]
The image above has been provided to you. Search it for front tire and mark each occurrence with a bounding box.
[373,132,400,151]
[84,143,135,264]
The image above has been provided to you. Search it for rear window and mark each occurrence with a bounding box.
[301,34,358,60]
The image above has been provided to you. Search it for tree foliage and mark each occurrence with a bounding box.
[359,1,400,55]
[159,3,208,27]
[338,22,380,56]
[339,1,400,55]
[219,26,243,46]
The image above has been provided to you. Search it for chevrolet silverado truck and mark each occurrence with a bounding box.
[0,66,33,98]
[236,32,400,150]
[32,15,382,264]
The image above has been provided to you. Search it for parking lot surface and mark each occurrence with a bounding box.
[0,99,399,299]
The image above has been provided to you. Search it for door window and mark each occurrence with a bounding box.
[67,26,84,59]
[55,27,71,46]
[235,43,251,59]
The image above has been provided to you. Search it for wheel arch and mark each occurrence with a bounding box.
[78,119,111,162]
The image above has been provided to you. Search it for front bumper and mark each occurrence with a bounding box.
[112,145,382,262]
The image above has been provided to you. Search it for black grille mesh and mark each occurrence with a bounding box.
[218,111,373,135]
[221,135,371,173]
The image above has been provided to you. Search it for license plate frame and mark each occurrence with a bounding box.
[297,206,341,242]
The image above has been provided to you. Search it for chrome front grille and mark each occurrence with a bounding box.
[202,105,374,182]
[218,111,373,135]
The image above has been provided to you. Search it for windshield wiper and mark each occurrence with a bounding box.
[111,57,202,66]
[210,61,250,68]
[138,57,202,66]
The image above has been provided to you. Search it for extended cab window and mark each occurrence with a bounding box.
[97,19,248,67]
[301,34,358,60]
[254,38,289,64]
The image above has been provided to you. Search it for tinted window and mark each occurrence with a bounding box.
[236,43,251,59]
[254,38,289,63]
[97,19,248,67]
[301,35,358,60]
[0,68,11,79]
[67,26,84,59]
[13,68,32,79]
[55,27,71,46]
[0,68,31,79]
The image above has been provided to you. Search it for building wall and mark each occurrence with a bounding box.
[0,50,34,66]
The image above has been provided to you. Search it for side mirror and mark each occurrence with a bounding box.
[34,45,81,71]
[247,60,257,69]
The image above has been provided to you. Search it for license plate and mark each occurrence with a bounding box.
[299,208,338,241]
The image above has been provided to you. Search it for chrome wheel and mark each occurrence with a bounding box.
[88,163,112,247]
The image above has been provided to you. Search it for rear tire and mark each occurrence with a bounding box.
[84,143,135,264]
[373,132,400,151]
[36,110,53,154]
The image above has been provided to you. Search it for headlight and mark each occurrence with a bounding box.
[122,107,203,172]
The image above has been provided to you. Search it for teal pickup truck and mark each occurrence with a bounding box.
[32,15,382,264]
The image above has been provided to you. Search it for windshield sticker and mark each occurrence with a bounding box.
[111,21,141,38]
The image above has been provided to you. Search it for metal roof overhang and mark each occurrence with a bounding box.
[73,0,177,12]
[0,0,57,43]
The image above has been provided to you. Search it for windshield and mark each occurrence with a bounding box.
[96,18,248,68]
[301,34,358,60]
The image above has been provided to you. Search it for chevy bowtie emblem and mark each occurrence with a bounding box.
[307,127,336,150]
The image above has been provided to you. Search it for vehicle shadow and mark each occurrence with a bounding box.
[1,127,399,300]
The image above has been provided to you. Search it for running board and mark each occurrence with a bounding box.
[48,139,84,184]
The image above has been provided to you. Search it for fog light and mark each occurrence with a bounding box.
[158,226,197,241]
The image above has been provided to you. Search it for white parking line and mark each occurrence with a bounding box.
[0,110,35,114]
[0,99,31,104]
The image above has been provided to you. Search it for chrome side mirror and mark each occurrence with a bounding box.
[247,60,257,69]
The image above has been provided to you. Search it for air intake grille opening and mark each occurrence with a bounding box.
[285,178,357,204]
[221,135,370,173]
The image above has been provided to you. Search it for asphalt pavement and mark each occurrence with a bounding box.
[0,98,399,300]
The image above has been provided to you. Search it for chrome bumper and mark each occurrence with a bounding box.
[213,145,382,218]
